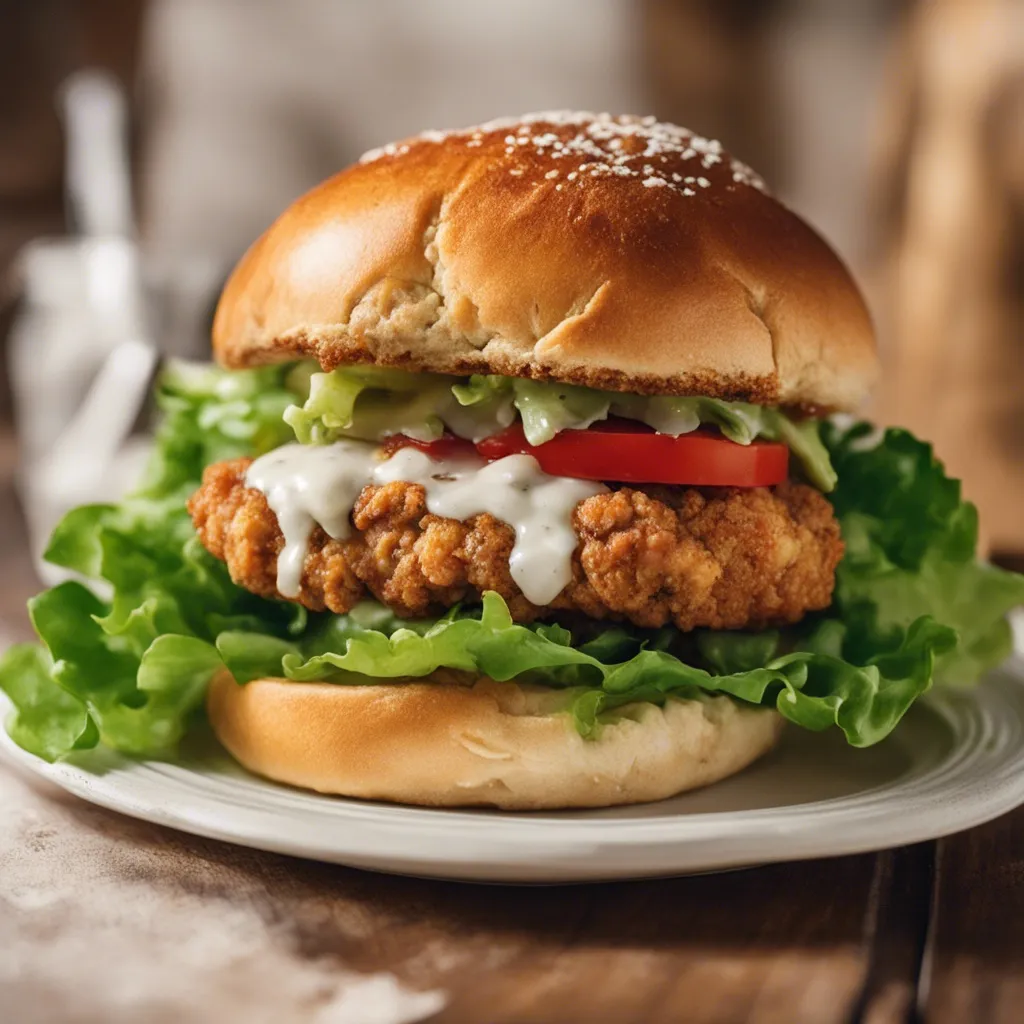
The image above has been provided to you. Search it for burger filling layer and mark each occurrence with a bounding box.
[4,358,1021,761]
[184,361,843,632]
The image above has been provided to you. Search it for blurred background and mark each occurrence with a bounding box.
[0,0,1021,564]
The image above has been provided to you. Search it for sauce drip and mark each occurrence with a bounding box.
[245,441,606,606]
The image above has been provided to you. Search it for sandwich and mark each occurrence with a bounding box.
[4,112,1022,809]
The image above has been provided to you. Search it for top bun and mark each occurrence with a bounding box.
[213,112,878,410]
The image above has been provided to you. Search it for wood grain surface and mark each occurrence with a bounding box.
[0,463,1020,1024]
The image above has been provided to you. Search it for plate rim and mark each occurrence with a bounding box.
[4,658,1024,882]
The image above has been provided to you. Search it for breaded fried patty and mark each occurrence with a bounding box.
[188,459,843,631]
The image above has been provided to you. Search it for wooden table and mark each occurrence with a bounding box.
[1,471,1022,1024]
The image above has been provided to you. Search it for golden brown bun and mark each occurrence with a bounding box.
[214,112,877,410]
[207,672,783,810]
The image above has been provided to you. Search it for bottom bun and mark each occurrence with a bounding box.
[207,673,783,810]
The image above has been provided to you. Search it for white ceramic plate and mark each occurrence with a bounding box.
[4,654,1024,883]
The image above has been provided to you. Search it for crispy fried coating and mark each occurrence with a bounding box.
[188,458,843,631]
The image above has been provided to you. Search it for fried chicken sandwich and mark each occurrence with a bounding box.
[4,113,1023,809]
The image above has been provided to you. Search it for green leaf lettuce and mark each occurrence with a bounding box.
[0,365,1020,762]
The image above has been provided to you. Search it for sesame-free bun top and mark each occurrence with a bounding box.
[214,112,878,410]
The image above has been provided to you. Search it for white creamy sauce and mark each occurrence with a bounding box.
[245,441,606,606]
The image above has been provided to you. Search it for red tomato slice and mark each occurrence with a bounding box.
[474,420,788,487]
[381,434,477,459]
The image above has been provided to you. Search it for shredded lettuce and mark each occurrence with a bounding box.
[1,364,1021,762]
[285,366,514,445]
[287,367,837,489]
[454,375,609,445]
[285,366,452,444]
